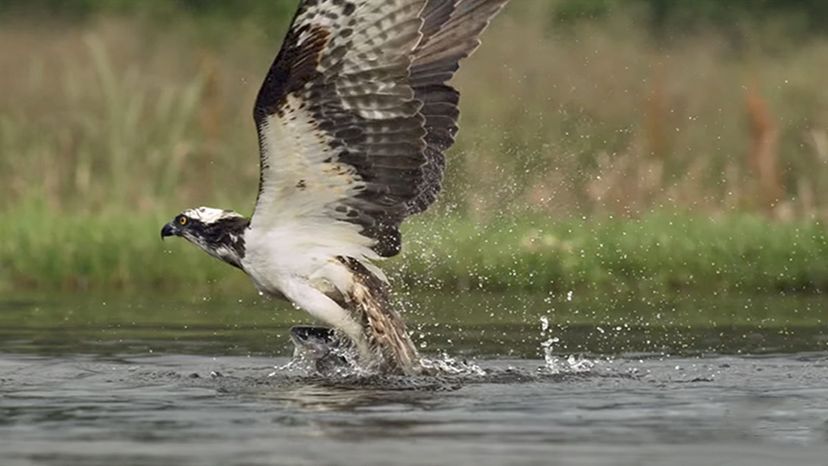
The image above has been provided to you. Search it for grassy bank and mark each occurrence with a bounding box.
[3,6,828,297]
[2,206,826,295]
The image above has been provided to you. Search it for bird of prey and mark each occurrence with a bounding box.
[161,0,509,375]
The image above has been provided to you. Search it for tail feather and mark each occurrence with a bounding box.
[338,257,421,374]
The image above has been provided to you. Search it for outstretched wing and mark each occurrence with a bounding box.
[251,0,508,258]
[407,0,509,214]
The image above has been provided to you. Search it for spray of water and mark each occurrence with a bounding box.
[539,315,595,374]
[419,353,486,376]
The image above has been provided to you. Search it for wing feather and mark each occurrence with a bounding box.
[251,0,508,260]
[405,0,509,215]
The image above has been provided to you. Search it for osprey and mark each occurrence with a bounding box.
[161,0,509,375]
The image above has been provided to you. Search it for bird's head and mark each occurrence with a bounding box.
[161,206,250,269]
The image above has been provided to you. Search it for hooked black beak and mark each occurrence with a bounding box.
[160,223,178,239]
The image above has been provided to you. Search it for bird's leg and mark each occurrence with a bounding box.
[280,281,373,364]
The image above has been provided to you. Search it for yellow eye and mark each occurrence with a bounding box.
[178,216,188,226]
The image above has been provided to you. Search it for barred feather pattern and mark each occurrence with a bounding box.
[245,0,509,374]
[338,257,420,374]
[405,0,510,215]
[252,0,508,256]
[253,0,430,257]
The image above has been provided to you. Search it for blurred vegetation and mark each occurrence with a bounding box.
[555,0,828,36]
[5,0,828,35]
[2,1,828,294]
[2,203,826,295]
[0,0,297,23]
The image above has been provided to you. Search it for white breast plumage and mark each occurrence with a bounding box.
[164,0,510,375]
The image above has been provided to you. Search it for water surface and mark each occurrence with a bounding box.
[1,293,827,465]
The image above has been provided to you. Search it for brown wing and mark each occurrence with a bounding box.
[251,0,509,258]
[406,0,510,215]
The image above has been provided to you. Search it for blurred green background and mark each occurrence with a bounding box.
[2,0,828,295]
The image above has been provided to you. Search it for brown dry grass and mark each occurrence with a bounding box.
[2,4,828,221]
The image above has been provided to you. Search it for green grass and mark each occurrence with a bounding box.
[2,203,827,295]
[398,212,828,294]
[3,9,828,297]
[0,200,249,293]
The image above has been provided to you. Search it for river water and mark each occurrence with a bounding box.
[1,293,827,465]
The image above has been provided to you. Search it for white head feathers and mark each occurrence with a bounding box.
[183,206,244,224]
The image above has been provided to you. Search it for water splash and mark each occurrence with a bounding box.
[420,353,486,376]
[539,315,595,375]
[271,314,597,380]
[270,339,371,378]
